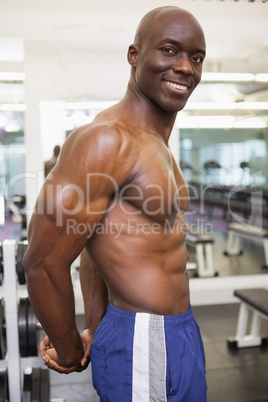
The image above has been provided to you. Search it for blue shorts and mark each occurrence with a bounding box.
[90,303,207,402]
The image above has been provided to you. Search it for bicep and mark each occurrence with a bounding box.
[26,175,112,270]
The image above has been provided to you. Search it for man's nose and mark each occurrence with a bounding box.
[173,55,193,75]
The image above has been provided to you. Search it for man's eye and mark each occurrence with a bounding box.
[162,47,175,54]
[192,55,203,63]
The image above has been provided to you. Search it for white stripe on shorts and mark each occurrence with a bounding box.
[132,312,167,402]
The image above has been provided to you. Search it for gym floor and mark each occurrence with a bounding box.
[1,205,268,401]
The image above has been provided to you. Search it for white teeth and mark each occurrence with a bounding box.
[165,80,187,90]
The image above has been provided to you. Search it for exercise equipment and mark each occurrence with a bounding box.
[0,244,3,286]
[228,288,268,349]
[0,193,4,227]
[1,240,28,286]
[18,298,39,358]
[0,298,6,360]
[188,182,268,222]
[224,222,268,271]
[2,239,21,401]
[0,368,9,402]
[19,298,28,358]
[186,232,217,277]
[16,241,28,285]
[27,299,39,357]
[1,240,53,401]
[22,367,50,402]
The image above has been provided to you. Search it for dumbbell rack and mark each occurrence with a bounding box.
[0,239,43,401]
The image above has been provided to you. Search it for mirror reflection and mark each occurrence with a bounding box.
[0,93,267,279]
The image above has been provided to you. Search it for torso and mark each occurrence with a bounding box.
[86,114,190,315]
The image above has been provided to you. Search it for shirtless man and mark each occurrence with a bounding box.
[23,6,207,401]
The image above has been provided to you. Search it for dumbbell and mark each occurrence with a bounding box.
[0,368,9,402]
[0,240,27,286]
[18,298,42,358]
[0,297,41,360]
[0,240,28,286]
[16,241,28,285]
[22,367,50,402]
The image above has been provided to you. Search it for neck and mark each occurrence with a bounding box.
[121,82,177,145]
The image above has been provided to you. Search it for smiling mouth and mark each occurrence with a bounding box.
[163,80,189,91]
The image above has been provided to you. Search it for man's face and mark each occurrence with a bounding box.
[132,10,206,113]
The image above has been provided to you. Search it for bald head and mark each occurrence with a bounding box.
[134,6,204,47]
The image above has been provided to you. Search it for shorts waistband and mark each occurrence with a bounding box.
[105,302,193,329]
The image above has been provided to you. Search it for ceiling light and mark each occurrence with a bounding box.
[0,72,25,82]
[202,73,255,82]
[177,115,235,129]
[5,121,20,132]
[66,101,117,110]
[0,104,26,111]
[186,102,237,110]
[176,115,267,129]
[255,74,268,82]
[237,102,268,110]
[185,101,268,111]
[201,72,268,83]
[234,119,267,128]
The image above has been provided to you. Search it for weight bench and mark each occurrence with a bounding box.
[224,222,268,270]
[228,288,268,349]
[185,232,216,277]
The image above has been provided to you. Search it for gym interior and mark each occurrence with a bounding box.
[0,1,268,401]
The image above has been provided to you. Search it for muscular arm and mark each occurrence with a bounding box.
[22,123,136,372]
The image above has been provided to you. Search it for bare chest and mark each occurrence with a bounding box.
[117,140,189,220]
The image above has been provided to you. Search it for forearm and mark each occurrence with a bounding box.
[24,255,84,367]
[79,248,108,331]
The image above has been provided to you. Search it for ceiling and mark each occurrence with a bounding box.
[0,0,268,128]
[1,0,267,69]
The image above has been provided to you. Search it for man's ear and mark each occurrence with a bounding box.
[127,44,139,67]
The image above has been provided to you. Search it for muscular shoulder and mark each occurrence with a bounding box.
[56,120,140,187]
